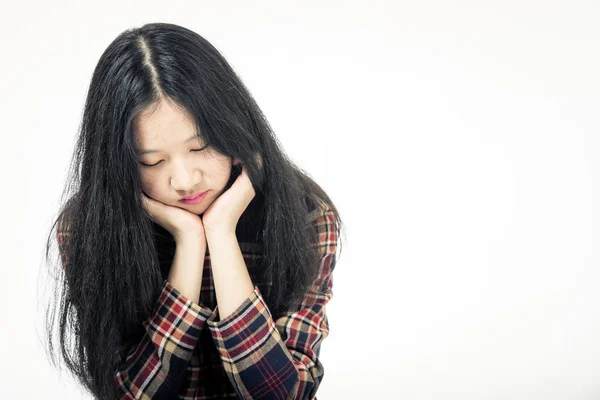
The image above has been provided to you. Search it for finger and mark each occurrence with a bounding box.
[240,167,255,197]
[141,194,158,218]
[239,164,251,181]
[141,193,153,208]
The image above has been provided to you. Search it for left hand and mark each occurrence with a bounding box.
[201,156,260,237]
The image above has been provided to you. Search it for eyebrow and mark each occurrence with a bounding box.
[137,134,201,155]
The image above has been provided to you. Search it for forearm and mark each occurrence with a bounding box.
[206,232,254,321]
[168,234,206,303]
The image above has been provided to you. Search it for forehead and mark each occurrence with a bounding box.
[134,99,198,145]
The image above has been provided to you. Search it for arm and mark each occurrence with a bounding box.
[205,231,255,321]
[205,207,338,400]
[56,227,213,399]
[114,237,212,399]
[114,278,212,399]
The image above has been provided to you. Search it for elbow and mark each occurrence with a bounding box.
[287,363,324,400]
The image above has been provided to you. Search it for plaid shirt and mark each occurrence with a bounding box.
[58,201,337,399]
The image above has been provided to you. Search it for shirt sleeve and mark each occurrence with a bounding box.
[114,280,214,399]
[56,225,215,399]
[205,206,338,400]
[56,221,70,270]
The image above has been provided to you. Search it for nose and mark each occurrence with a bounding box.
[169,158,200,192]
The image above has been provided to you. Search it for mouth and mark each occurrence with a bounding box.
[179,191,209,205]
[180,191,207,201]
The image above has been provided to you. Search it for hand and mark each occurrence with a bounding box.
[202,155,262,237]
[141,193,206,244]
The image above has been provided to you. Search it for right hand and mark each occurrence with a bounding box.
[141,192,206,244]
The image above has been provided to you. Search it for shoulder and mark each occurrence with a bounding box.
[56,209,72,247]
[305,195,333,224]
[305,196,339,257]
[307,198,334,228]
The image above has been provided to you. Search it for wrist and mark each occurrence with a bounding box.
[205,229,236,245]
[174,231,207,248]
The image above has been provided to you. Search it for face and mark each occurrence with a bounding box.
[133,99,233,215]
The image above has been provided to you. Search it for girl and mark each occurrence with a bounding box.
[44,22,343,400]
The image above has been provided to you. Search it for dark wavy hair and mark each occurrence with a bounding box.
[42,22,344,400]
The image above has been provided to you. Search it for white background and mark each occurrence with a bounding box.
[1,0,599,399]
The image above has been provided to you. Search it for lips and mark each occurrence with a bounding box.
[180,191,207,201]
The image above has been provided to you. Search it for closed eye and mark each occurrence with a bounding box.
[140,160,162,167]
[192,144,210,152]
[139,145,209,168]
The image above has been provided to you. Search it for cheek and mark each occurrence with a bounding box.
[215,157,233,177]
[138,171,157,195]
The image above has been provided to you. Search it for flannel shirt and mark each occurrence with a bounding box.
[57,200,337,399]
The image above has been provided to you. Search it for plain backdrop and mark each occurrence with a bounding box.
[1,0,599,399]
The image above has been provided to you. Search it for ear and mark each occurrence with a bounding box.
[232,158,242,166]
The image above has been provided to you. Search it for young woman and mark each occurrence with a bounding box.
[44,22,343,400]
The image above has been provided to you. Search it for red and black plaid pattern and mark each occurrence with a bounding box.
[58,202,338,399]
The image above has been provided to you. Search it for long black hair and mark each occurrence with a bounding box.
[42,22,344,400]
